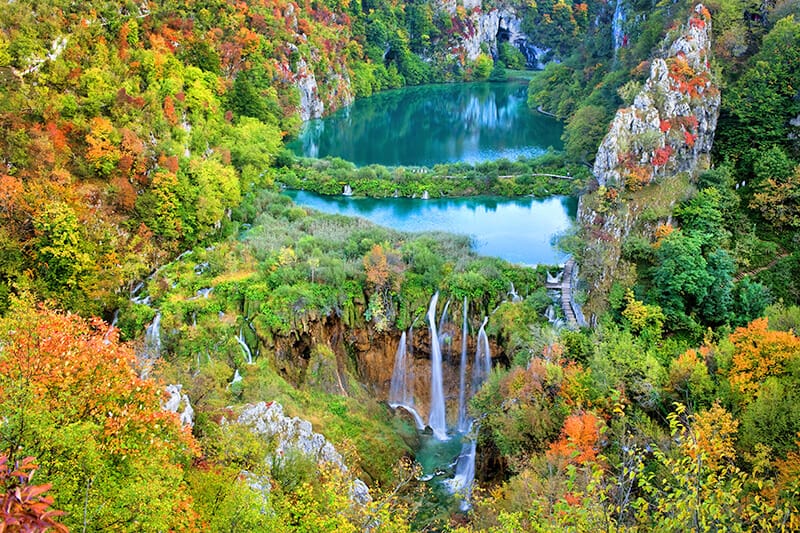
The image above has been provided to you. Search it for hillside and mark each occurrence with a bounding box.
[1,0,800,531]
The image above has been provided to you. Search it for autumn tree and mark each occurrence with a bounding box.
[727,317,800,396]
[0,303,199,531]
[363,243,405,331]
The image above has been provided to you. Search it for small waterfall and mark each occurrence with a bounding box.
[237,326,254,364]
[103,309,120,344]
[144,312,162,358]
[612,0,626,55]
[508,282,521,302]
[343,184,353,196]
[427,292,448,440]
[457,297,469,432]
[230,368,243,386]
[421,190,430,200]
[196,287,213,298]
[471,317,491,394]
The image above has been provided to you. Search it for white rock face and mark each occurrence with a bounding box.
[162,384,194,427]
[237,401,372,505]
[461,6,543,66]
[295,58,325,121]
[593,4,719,188]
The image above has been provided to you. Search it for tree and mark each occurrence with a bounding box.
[727,317,800,396]
[750,164,800,230]
[563,105,610,164]
[0,303,199,531]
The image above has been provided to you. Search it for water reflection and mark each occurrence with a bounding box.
[284,190,577,266]
[288,82,564,167]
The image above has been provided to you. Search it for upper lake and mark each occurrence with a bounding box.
[287,81,564,167]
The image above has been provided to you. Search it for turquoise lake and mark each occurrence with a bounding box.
[284,190,577,266]
[287,81,564,167]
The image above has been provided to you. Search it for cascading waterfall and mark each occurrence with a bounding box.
[612,0,626,55]
[427,292,448,440]
[457,297,469,432]
[445,425,478,511]
[448,316,491,510]
[144,311,162,359]
[508,282,521,302]
[388,331,425,429]
[237,326,254,364]
[471,317,491,394]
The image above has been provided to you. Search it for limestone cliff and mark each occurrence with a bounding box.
[436,1,548,69]
[579,5,720,313]
[278,4,354,120]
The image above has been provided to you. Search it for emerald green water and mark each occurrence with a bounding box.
[287,82,563,167]
[285,190,577,266]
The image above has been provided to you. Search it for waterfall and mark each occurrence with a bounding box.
[144,311,162,359]
[422,190,430,200]
[457,297,469,432]
[237,326,254,364]
[444,425,478,511]
[230,368,243,386]
[471,317,491,394]
[389,331,414,406]
[612,0,626,55]
[343,184,353,196]
[508,282,521,302]
[438,299,453,362]
[427,292,448,440]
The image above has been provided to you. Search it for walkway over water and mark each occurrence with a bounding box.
[545,258,588,328]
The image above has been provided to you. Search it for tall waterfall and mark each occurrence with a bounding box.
[457,297,469,432]
[237,326,254,365]
[612,0,626,55]
[449,316,492,510]
[427,292,448,440]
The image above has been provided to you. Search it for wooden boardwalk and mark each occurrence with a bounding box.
[545,258,586,328]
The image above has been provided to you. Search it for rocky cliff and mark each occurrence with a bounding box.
[436,1,547,68]
[579,5,721,313]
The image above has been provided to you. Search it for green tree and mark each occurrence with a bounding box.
[563,105,611,164]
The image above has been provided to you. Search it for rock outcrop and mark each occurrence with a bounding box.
[593,4,719,189]
[162,384,194,427]
[237,401,371,505]
[579,5,721,313]
[278,5,354,120]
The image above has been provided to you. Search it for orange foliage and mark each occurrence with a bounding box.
[651,145,673,167]
[685,403,738,471]
[0,305,197,457]
[547,412,604,465]
[655,222,674,240]
[728,318,800,395]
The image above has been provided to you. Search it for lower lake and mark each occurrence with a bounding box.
[284,190,577,266]
[287,81,563,167]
